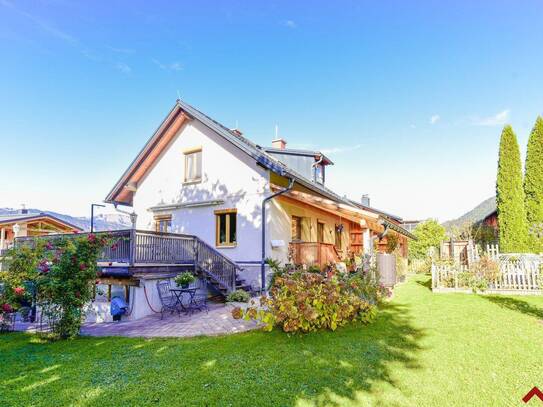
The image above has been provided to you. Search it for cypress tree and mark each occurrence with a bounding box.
[524,116,543,252]
[496,125,528,252]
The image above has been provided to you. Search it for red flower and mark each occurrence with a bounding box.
[88,233,96,243]
[14,287,25,296]
[1,303,13,313]
[110,242,118,251]
[38,259,50,273]
[79,263,87,271]
[75,291,81,298]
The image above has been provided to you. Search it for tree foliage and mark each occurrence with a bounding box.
[408,220,446,260]
[496,125,528,252]
[524,116,543,252]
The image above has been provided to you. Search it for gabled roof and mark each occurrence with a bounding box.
[105,100,414,239]
[0,213,83,231]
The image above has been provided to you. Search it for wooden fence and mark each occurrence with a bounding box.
[432,255,542,295]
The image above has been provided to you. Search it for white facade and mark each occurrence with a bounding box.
[129,119,287,286]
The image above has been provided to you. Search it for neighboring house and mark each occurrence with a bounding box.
[105,100,414,287]
[482,210,498,230]
[0,210,82,251]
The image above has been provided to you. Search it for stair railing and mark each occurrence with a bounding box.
[194,237,239,293]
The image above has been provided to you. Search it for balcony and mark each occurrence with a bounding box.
[289,241,341,268]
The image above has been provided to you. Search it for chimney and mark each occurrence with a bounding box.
[272,138,287,150]
[361,194,370,207]
[231,128,243,136]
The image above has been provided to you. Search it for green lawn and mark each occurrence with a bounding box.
[1,275,542,406]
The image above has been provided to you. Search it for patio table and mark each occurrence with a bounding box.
[170,287,198,315]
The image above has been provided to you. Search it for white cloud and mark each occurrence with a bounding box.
[321,144,362,154]
[115,62,131,74]
[282,20,297,29]
[430,115,440,124]
[471,109,510,126]
[152,59,183,72]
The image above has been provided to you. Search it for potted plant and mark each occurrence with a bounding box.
[174,272,196,288]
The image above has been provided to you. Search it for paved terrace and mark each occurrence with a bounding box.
[14,303,258,338]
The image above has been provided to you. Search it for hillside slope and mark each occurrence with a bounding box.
[443,196,496,229]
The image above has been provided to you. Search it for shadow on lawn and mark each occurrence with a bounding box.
[2,301,425,406]
[482,295,543,320]
[416,277,432,291]
[292,302,425,406]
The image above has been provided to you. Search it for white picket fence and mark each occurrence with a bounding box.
[432,255,542,294]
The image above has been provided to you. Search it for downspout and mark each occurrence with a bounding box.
[261,178,295,291]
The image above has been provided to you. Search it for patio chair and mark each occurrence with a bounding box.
[189,277,209,314]
[156,280,179,319]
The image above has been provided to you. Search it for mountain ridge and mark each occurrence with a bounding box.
[0,208,131,232]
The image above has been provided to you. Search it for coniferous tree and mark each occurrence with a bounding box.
[496,125,528,252]
[524,116,543,252]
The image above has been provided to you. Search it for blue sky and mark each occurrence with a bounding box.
[1,1,542,221]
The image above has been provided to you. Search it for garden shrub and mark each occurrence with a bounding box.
[232,263,383,333]
[226,289,250,303]
[1,234,113,339]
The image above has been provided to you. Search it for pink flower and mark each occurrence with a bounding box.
[79,263,87,271]
[110,242,118,251]
[87,233,96,243]
[38,259,50,273]
[1,303,13,313]
[75,291,81,298]
[45,241,53,250]
[14,287,25,296]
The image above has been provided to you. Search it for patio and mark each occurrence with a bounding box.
[13,302,258,338]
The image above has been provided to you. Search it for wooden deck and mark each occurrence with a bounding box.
[16,229,240,294]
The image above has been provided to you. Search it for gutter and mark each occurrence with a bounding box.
[261,178,295,291]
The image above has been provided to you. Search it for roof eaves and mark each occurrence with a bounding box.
[0,213,83,231]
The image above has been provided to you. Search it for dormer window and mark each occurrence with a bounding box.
[314,163,325,184]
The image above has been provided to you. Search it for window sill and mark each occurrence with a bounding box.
[216,244,237,249]
[183,179,202,185]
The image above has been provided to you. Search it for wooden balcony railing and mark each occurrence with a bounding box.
[289,242,341,268]
[15,229,240,293]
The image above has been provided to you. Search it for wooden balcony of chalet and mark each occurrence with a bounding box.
[289,241,341,268]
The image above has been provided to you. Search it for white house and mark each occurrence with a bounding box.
[91,99,414,321]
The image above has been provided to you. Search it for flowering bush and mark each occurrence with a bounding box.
[1,233,113,339]
[232,262,382,333]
